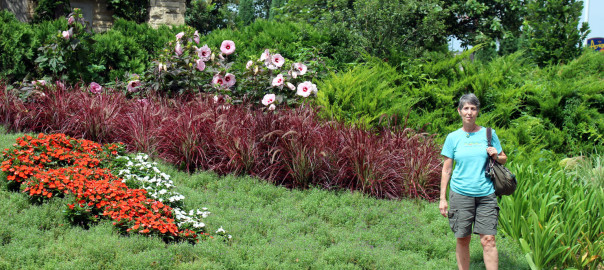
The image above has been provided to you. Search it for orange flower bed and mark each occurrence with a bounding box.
[1,133,199,242]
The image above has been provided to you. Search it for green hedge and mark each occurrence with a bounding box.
[316,48,604,160]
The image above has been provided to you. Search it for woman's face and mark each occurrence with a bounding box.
[458,103,479,125]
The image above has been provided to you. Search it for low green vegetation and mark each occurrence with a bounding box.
[0,128,527,269]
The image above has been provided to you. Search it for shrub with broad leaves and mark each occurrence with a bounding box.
[34,9,104,82]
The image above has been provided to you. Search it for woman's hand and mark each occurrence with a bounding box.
[486,147,498,159]
[486,147,508,164]
[439,199,448,217]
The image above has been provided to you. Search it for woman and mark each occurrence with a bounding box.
[439,93,507,270]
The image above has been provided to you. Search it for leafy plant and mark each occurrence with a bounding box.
[34,9,99,82]
[499,163,604,269]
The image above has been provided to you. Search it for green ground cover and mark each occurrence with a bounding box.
[0,127,528,269]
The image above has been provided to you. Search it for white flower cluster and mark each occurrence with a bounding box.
[173,207,210,229]
[114,154,184,206]
[112,153,221,234]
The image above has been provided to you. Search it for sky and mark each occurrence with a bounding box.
[449,1,604,51]
[582,0,604,40]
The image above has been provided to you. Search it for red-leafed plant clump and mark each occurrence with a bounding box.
[1,84,443,201]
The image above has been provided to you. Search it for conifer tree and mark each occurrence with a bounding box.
[238,0,255,26]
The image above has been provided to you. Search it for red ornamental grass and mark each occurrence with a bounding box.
[113,98,168,156]
[26,84,82,135]
[1,82,444,201]
[213,105,261,175]
[156,96,222,172]
[252,105,334,188]
[69,91,127,143]
[0,84,34,133]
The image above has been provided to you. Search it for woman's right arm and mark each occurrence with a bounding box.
[439,158,453,217]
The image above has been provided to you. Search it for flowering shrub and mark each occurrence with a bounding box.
[0,133,229,243]
[34,9,103,82]
[145,29,318,108]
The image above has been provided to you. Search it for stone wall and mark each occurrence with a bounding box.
[148,0,186,29]
[1,0,186,32]
[70,0,113,32]
[0,0,34,22]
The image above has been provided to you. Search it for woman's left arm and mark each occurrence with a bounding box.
[489,149,507,165]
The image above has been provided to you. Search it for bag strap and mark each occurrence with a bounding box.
[487,127,493,147]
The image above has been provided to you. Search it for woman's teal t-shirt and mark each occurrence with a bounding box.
[441,127,502,197]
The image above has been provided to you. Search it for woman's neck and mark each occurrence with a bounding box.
[462,123,479,133]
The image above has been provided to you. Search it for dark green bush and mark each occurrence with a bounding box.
[185,0,235,35]
[280,0,449,66]
[109,19,179,58]
[0,11,38,81]
[107,0,149,23]
[91,30,148,82]
[32,0,70,23]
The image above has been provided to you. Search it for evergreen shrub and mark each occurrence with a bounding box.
[315,59,419,128]
[0,11,38,81]
[199,19,331,73]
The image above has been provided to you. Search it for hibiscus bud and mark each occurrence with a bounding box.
[268,104,276,111]
[193,30,200,44]
[62,30,70,39]
[254,66,259,75]
[175,32,185,40]
[246,60,253,70]
[175,42,183,56]
[68,16,75,25]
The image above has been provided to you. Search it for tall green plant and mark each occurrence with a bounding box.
[523,0,589,66]
[238,0,255,26]
[499,163,604,269]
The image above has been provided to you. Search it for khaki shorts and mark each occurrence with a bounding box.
[447,189,499,238]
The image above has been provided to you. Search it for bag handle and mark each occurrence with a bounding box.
[484,127,494,177]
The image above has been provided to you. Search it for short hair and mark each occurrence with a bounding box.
[458,93,480,110]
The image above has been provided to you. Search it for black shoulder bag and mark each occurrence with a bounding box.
[485,127,517,196]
